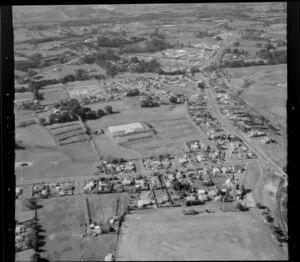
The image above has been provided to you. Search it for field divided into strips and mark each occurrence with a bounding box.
[48,121,87,145]
[88,193,129,224]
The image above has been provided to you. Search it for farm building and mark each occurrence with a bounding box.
[108,122,145,137]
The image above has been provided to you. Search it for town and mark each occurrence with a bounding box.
[14,4,288,261]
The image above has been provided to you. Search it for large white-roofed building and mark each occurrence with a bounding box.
[108,122,145,137]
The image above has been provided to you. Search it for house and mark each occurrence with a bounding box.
[261,136,273,144]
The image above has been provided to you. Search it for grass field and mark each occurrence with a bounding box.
[224,64,287,128]
[37,196,116,261]
[117,206,287,261]
[15,142,97,183]
[16,124,56,147]
[86,103,200,158]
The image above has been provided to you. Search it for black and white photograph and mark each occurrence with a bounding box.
[11,3,289,261]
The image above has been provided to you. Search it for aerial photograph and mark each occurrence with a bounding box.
[14,3,288,261]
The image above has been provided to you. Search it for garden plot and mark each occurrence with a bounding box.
[48,122,87,145]
[88,193,129,225]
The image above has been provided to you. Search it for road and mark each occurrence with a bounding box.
[206,88,286,178]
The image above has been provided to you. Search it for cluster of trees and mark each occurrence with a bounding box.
[48,99,113,124]
[227,48,248,56]
[194,30,215,38]
[96,36,146,48]
[158,68,187,75]
[140,96,159,107]
[15,86,29,93]
[130,58,161,73]
[241,29,267,41]
[27,24,53,31]
[221,59,266,68]
[126,88,140,96]
[256,48,286,64]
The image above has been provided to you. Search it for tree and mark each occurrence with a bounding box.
[38,117,46,125]
[256,42,262,48]
[23,198,37,210]
[30,252,40,262]
[75,69,88,81]
[233,41,240,47]
[215,36,223,41]
[104,105,113,114]
[97,109,106,118]
[130,56,139,64]
[169,96,177,103]
[126,88,140,96]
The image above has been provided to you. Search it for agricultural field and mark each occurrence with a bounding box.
[47,121,88,145]
[16,124,56,147]
[34,64,106,81]
[224,64,287,129]
[117,206,286,261]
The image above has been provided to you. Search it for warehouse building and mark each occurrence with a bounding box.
[108,122,145,137]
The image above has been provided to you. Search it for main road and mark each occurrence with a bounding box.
[205,88,287,178]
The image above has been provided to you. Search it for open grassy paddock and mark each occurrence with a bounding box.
[117,205,286,261]
[37,196,117,261]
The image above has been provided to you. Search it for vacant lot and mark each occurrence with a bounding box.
[117,206,287,261]
[38,196,116,261]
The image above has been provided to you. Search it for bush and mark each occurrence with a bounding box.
[233,41,240,46]
[256,42,262,48]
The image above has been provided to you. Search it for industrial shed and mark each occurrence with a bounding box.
[108,122,145,137]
